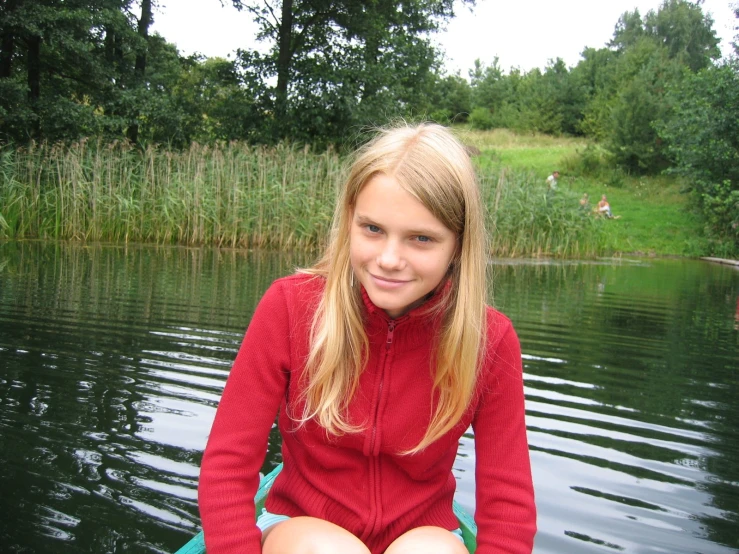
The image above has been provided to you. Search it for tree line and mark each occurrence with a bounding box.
[447,0,732,173]
[0,0,473,146]
[0,0,737,253]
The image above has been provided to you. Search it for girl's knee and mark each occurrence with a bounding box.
[384,526,468,554]
[262,516,371,554]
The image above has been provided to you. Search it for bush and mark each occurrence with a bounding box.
[561,144,613,178]
[469,107,495,131]
[604,168,626,189]
[429,109,453,125]
[698,180,739,256]
[658,60,739,256]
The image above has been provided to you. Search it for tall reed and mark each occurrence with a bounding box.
[0,140,605,257]
[0,140,340,250]
[481,168,607,257]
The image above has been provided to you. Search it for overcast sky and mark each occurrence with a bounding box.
[152,0,737,74]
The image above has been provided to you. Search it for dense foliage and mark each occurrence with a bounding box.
[228,0,474,145]
[0,0,737,254]
[0,0,728,152]
[453,0,721,172]
[0,0,159,143]
[657,59,739,255]
[0,0,469,147]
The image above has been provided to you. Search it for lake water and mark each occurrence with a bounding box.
[0,241,737,553]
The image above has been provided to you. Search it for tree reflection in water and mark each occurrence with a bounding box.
[0,243,737,553]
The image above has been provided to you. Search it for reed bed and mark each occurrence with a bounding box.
[0,140,605,257]
[482,168,607,257]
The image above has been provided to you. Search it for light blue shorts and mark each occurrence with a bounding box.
[256,508,291,533]
[256,508,465,544]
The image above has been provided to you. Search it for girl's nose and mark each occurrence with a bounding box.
[377,241,404,270]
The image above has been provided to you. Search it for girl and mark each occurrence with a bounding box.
[198,123,536,554]
[597,195,613,218]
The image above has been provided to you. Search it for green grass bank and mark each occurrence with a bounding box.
[0,131,703,258]
[458,128,706,257]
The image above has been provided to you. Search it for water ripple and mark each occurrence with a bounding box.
[1,244,738,553]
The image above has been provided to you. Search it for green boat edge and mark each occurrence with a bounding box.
[175,463,478,553]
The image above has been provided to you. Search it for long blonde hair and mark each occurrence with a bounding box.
[300,123,488,453]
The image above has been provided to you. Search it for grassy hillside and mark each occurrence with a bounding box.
[456,128,707,257]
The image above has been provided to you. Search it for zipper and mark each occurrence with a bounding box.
[370,320,394,454]
[364,320,396,539]
[386,321,395,350]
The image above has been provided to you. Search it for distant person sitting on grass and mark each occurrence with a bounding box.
[596,194,620,219]
[579,193,590,212]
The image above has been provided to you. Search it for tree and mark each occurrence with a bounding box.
[610,8,646,51]
[469,58,505,116]
[572,47,620,139]
[643,0,720,71]
[0,0,117,140]
[610,1,719,70]
[657,60,739,254]
[605,37,683,172]
[427,72,472,124]
[590,0,720,172]
[126,0,154,143]
[504,59,586,136]
[0,0,244,146]
[0,0,152,143]
[178,56,264,144]
[541,58,587,136]
[229,0,473,144]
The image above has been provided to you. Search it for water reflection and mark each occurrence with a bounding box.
[0,242,737,553]
[0,242,304,552]
[487,259,739,553]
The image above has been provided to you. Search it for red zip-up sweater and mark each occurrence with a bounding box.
[198,273,536,553]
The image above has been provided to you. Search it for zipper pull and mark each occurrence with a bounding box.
[386,322,395,350]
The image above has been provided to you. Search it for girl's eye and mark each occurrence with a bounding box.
[415,235,432,243]
[366,224,381,233]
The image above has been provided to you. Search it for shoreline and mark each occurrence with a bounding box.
[700,257,739,267]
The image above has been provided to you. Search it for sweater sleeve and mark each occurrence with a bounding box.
[198,280,292,553]
[472,317,537,553]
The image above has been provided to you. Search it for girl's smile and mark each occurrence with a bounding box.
[370,274,409,288]
[349,173,457,318]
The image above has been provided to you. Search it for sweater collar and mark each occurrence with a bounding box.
[359,280,451,349]
[360,279,451,320]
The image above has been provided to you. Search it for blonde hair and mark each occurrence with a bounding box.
[300,122,488,453]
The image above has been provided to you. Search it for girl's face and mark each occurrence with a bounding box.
[349,173,458,319]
